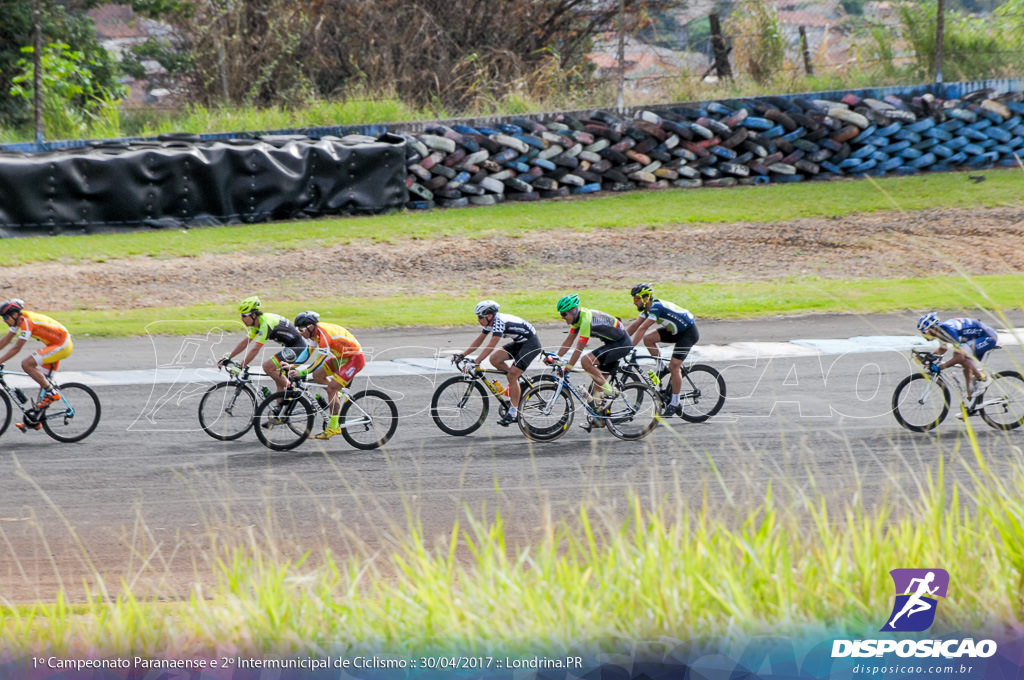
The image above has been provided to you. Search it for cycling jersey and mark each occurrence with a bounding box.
[308,322,362,366]
[640,299,695,335]
[246,312,305,348]
[10,311,69,345]
[480,313,537,342]
[569,308,629,345]
[934,318,999,360]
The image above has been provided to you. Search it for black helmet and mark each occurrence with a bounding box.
[630,283,654,298]
[294,310,320,328]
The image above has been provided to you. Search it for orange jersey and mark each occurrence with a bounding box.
[10,310,69,346]
[311,322,361,361]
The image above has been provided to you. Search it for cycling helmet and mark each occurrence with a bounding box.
[474,300,499,317]
[556,294,580,314]
[917,312,939,334]
[238,296,262,314]
[294,310,320,328]
[0,298,24,317]
[630,283,654,298]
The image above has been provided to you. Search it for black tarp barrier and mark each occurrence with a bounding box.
[0,134,407,237]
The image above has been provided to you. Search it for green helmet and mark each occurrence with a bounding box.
[556,294,580,314]
[238,296,262,314]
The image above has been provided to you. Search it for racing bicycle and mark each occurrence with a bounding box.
[891,349,1024,432]
[429,354,554,436]
[0,365,101,442]
[517,352,662,442]
[618,349,726,422]
[197,360,272,440]
[253,376,398,451]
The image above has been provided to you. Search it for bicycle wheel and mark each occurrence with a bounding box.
[430,376,489,436]
[0,390,11,437]
[254,390,314,451]
[677,365,726,422]
[518,382,574,442]
[980,371,1024,431]
[339,389,399,450]
[891,374,950,432]
[41,382,101,443]
[604,381,662,441]
[198,381,257,441]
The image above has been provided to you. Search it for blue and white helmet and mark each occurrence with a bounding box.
[474,300,499,317]
[917,312,939,334]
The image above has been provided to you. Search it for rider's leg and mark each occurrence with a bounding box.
[581,352,611,397]
[489,348,512,395]
[22,354,50,391]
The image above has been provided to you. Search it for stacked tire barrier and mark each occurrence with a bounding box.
[398,89,1024,210]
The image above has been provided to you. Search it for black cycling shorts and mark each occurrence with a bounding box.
[658,324,699,361]
[592,335,633,373]
[504,334,543,371]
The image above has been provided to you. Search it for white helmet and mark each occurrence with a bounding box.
[474,300,499,317]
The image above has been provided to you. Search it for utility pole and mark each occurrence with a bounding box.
[616,0,625,112]
[799,26,814,76]
[709,12,732,80]
[33,0,44,143]
[935,0,945,83]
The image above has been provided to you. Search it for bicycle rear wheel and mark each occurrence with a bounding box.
[605,382,661,441]
[340,389,398,450]
[41,382,101,443]
[677,365,726,422]
[891,374,950,432]
[518,382,573,442]
[198,381,257,440]
[254,390,314,451]
[980,371,1024,430]
[430,376,489,436]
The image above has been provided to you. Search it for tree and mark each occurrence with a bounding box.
[0,0,122,128]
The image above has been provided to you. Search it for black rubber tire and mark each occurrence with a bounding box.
[676,365,726,422]
[891,374,950,432]
[518,382,574,442]
[198,381,257,441]
[0,389,12,437]
[340,389,399,450]
[41,382,101,443]
[604,382,662,441]
[430,376,489,436]
[254,390,314,451]
[979,371,1024,431]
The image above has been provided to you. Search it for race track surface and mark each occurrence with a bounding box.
[1,312,1022,602]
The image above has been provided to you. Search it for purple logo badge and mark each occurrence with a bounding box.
[881,569,949,632]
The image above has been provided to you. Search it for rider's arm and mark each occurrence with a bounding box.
[0,335,25,365]
[474,333,501,364]
[460,332,486,359]
[630,317,655,346]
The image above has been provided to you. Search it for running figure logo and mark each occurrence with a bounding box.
[881,569,949,632]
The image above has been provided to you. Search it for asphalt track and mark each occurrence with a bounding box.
[1,312,1022,602]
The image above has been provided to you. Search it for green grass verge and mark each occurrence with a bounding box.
[2,168,1021,265]
[71,273,1024,337]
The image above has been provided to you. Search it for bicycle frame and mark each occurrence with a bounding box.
[0,367,65,418]
[282,377,368,432]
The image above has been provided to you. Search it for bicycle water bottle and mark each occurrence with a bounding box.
[260,385,272,399]
[315,394,328,410]
[647,369,660,387]
[13,387,27,404]
[489,379,504,396]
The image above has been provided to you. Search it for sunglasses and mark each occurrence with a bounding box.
[560,311,572,318]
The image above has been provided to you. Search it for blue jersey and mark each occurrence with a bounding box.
[640,299,695,335]
[934,318,998,359]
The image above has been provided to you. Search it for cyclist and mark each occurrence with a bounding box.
[218,296,311,412]
[286,311,366,440]
[0,299,72,431]
[553,294,631,427]
[625,283,699,417]
[453,300,543,427]
[916,312,997,407]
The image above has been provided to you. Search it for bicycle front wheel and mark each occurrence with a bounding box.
[980,371,1024,431]
[677,365,726,422]
[892,374,950,432]
[254,390,314,451]
[340,389,398,450]
[198,381,257,440]
[605,381,662,441]
[42,382,101,443]
[518,382,573,442]
[430,376,489,436]
[0,390,12,437]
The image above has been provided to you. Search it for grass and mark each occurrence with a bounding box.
[2,168,1021,266]
[1,429,1021,657]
